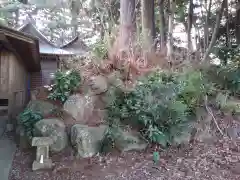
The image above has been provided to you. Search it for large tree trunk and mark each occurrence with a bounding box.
[159,0,166,49]
[141,0,155,52]
[119,0,136,51]
[187,0,193,61]
[203,0,226,62]
[167,0,175,61]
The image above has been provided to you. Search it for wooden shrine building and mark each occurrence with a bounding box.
[0,22,88,126]
[0,24,40,121]
[18,22,88,88]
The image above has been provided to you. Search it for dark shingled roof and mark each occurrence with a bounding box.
[18,23,89,55]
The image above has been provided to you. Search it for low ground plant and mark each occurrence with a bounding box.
[205,58,240,96]
[18,109,43,138]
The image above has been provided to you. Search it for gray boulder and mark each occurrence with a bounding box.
[113,128,148,152]
[89,75,108,95]
[63,94,94,124]
[27,100,56,117]
[34,118,68,152]
[71,124,107,158]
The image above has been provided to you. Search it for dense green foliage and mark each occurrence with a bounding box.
[177,70,214,112]
[206,62,240,96]
[213,46,239,65]
[105,70,211,147]
[18,109,43,138]
[48,70,81,103]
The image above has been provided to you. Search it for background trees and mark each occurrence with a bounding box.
[1,0,240,64]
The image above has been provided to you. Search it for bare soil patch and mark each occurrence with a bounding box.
[8,139,240,179]
[8,114,240,180]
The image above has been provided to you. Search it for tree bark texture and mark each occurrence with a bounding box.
[204,0,212,50]
[167,0,175,61]
[187,0,193,60]
[159,0,166,49]
[235,0,240,44]
[120,0,136,51]
[141,0,155,52]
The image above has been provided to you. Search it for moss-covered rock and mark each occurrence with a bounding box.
[34,118,68,152]
[71,124,107,158]
[27,100,57,118]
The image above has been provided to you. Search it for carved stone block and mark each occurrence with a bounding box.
[32,137,53,171]
[32,159,53,171]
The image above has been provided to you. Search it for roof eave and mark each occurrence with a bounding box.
[18,22,79,49]
[0,24,41,72]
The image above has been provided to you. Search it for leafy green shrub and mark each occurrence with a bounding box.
[205,63,240,96]
[213,45,240,65]
[215,92,240,114]
[48,70,81,103]
[18,109,43,138]
[176,70,214,113]
[104,70,212,148]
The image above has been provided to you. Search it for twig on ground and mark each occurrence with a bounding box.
[204,96,224,136]
[152,166,161,171]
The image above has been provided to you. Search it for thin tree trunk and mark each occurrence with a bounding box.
[120,0,136,51]
[203,0,226,62]
[204,0,212,50]
[71,0,81,36]
[100,23,105,40]
[223,0,229,65]
[187,0,193,61]
[164,0,169,33]
[141,0,155,52]
[235,0,240,44]
[194,26,201,60]
[159,0,166,49]
[225,0,229,47]
[167,0,175,61]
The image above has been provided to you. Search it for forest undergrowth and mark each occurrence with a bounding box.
[61,34,240,156]
[12,34,240,180]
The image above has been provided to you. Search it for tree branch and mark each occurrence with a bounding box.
[204,96,224,136]
[202,0,226,62]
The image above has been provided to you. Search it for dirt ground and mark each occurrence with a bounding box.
[8,137,240,180]
[8,111,240,180]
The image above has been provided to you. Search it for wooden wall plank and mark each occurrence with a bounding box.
[0,48,29,120]
[0,50,9,93]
